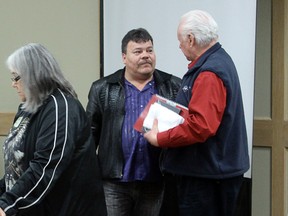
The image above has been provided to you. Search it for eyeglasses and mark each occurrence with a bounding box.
[11,75,21,82]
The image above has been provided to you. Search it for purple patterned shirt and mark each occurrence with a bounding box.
[121,78,162,182]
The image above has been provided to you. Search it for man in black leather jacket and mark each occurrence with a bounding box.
[86,28,181,216]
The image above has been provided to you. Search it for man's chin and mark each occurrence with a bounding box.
[140,65,154,71]
[141,69,154,74]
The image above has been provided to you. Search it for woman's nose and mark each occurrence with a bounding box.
[11,81,17,88]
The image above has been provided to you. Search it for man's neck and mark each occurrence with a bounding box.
[125,73,153,91]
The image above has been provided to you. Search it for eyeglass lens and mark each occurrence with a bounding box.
[11,76,21,82]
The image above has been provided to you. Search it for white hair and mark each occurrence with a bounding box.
[6,43,77,113]
[179,10,219,47]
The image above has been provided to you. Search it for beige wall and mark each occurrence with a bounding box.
[0,1,100,112]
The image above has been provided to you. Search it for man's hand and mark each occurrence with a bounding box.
[143,119,159,147]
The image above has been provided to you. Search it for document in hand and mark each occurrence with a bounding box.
[134,94,189,133]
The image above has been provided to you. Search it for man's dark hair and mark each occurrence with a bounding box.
[121,28,153,53]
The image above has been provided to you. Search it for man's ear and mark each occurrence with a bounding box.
[188,34,194,47]
[122,53,126,64]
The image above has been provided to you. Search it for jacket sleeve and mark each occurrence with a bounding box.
[86,82,103,149]
[158,72,226,147]
[0,178,5,196]
[0,93,80,215]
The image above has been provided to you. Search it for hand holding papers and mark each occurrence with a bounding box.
[134,94,188,133]
[143,102,184,132]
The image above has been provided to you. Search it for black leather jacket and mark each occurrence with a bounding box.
[86,68,181,179]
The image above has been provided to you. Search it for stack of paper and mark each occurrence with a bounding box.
[134,94,188,133]
[143,102,184,132]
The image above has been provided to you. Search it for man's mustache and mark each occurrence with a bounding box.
[139,60,152,65]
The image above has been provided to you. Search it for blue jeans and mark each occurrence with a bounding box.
[103,181,164,216]
[177,175,244,216]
